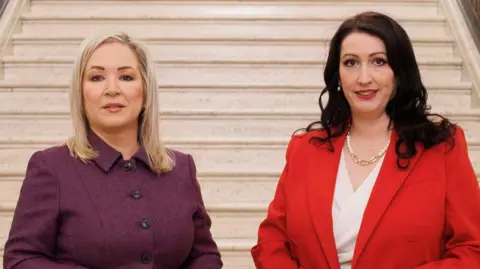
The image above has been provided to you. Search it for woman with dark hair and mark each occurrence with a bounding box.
[251,11,480,269]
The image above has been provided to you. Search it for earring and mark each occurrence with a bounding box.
[337,85,342,91]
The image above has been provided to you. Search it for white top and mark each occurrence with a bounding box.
[332,149,385,269]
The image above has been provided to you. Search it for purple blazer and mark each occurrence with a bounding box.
[3,133,223,269]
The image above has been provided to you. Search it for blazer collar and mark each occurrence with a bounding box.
[307,130,345,269]
[88,130,151,173]
[306,129,423,269]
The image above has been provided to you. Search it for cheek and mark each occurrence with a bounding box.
[377,70,395,96]
[338,67,356,91]
[82,81,104,101]
[82,83,102,113]
[124,84,144,107]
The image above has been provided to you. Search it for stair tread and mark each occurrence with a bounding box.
[0,81,472,90]
[0,200,268,211]
[0,237,255,251]
[1,55,464,65]
[12,34,456,43]
[1,136,480,144]
[21,13,446,21]
[1,107,479,115]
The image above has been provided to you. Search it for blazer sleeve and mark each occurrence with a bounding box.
[182,154,223,269]
[416,126,480,269]
[251,136,304,269]
[3,151,90,269]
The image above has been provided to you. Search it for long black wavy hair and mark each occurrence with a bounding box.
[304,11,456,169]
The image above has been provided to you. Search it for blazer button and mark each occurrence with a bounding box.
[131,189,142,199]
[140,219,150,229]
[141,253,152,264]
[122,161,135,171]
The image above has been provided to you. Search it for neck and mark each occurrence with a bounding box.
[91,126,140,160]
[349,112,391,138]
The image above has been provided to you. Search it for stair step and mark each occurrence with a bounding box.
[0,202,266,242]
[4,163,479,201]
[19,16,448,39]
[29,0,441,19]
[0,84,473,111]
[0,81,472,92]
[1,109,479,142]
[10,36,456,58]
[1,171,279,206]
[1,138,480,177]
[2,166,479,213]
[0,113,309,143]
[0,236,255,269]
[0,139,289,173]
[0,140,290,173]
[0,56,465,85]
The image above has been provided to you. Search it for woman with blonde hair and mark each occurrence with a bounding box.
[3,32,222,269]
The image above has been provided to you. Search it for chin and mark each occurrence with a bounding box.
[98,119,134,130]
[351,105,384,116]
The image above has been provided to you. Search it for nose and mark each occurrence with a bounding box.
[357,65,373,85]
[104,76,120,96]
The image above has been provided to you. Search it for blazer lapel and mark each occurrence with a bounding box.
[352,131,423,267]
[307,133,345,269]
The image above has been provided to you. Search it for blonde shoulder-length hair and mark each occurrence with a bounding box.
[66,32,175,174]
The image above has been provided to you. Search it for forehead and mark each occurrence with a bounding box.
[340,32,386,55]
[86,41,139,68]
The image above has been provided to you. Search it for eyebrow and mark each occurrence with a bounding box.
[87,66,135,71]
[341,52,387,59]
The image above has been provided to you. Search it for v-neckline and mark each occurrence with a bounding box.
[342,148,384,194]
[334,150,384,212]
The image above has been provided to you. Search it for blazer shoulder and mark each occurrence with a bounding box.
[287,129,327,156]
[166,148,191,164]
[23,144,72,186]
[292,128,326,140]
[165,148,196,176]
[29,144,72,165]
[290,129,327,147]
[452,124,466,142]
[444,124,468,153]
[423,125,467,158]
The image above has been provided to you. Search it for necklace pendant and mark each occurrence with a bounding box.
[358,159,371,166]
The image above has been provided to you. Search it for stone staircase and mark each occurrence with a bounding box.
[0,0,479,268]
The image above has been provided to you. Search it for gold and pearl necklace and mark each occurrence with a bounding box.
[346,127,390,166]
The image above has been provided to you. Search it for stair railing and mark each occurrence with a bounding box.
[0,0,9,17]
[457,0,480,49]
[0,0,27,57]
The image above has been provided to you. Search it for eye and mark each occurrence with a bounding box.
[342,59,357,67]
[90,75,103,82]
[373,58,388,66]
[120,75,134,81]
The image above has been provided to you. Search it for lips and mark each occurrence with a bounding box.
[103,103,125,109]
[355,90,378,96]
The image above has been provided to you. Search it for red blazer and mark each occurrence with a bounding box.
[251,126,480,269]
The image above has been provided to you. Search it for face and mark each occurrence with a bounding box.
[339,32,395,118]
[82,42,144,133]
